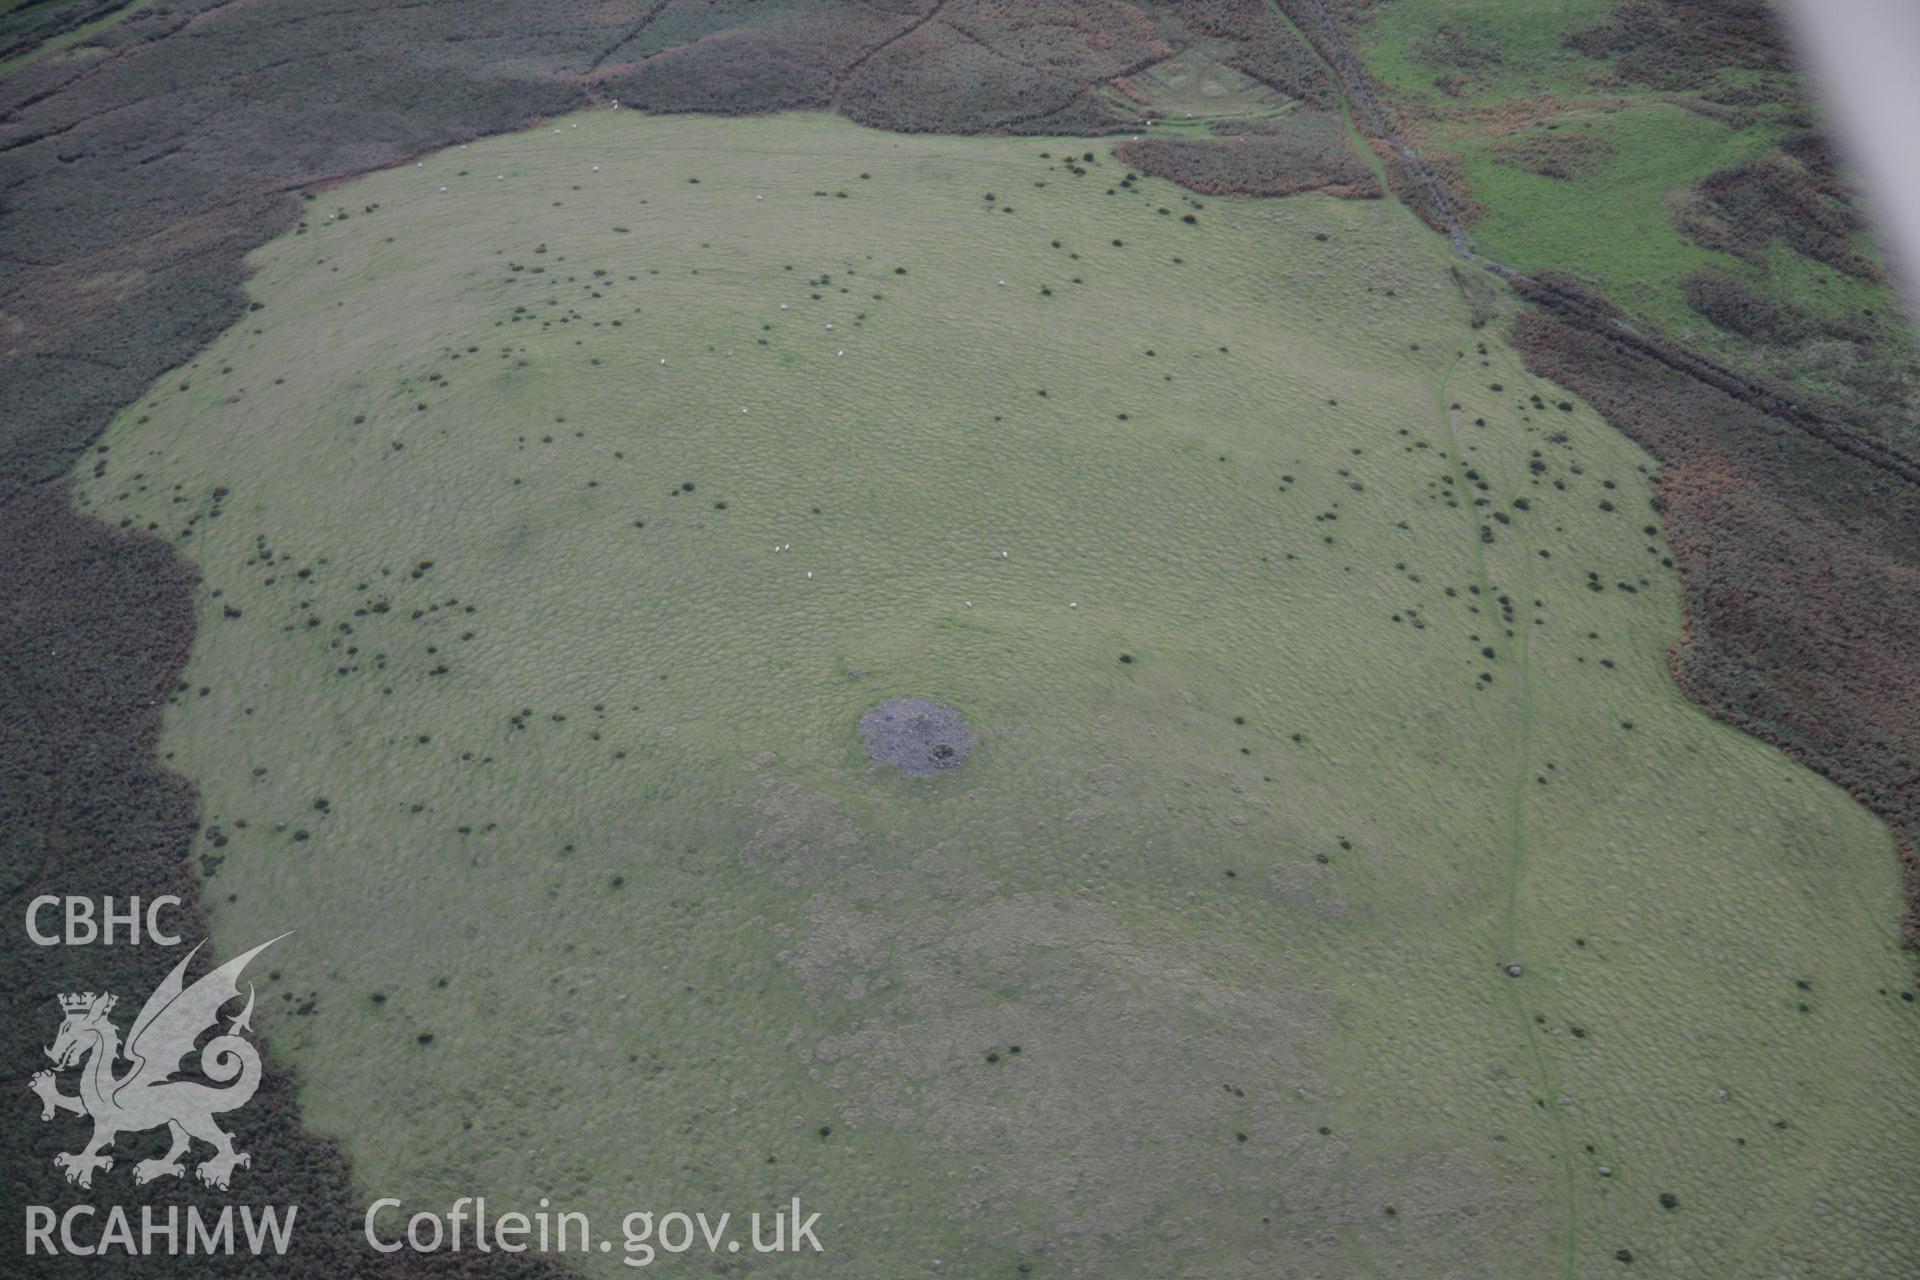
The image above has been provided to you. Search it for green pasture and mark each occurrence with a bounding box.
[73,109,1919,1278]
[1453,101,1784,334]
[1355,0,1619,110]
[1350,0,1915,430]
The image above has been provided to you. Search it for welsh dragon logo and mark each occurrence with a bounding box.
[29,936,284,1191]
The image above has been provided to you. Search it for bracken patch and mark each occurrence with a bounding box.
[1115,111,1381,197]
[1512,275,1920,948]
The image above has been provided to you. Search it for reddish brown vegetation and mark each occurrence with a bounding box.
[1158,0,1337,109]
[1679,151,1878,279]
[1513,277,1920,947]
[1378,137,1480,235]
[1566,0,1792,95]
[829,0,1344,139]
[1681,270,1808,342]
[0,0,1208,1262]
[1263,0,1481,237]
[1681,269,1871,346]
[1491,130,1615,180]
[1668,95,1754,128]
[1115,112,1379,197]
[837,19,1129,134]
[0,0,1402,1241]
[1416,23,1502,71]
[941,0,1171,81]
[0,488,579,1279]
[600,15,851,115]
[1296,0,1919,949]
[3,12,1917,1265]
[1415,21,1501,94]
[0,0,130,61]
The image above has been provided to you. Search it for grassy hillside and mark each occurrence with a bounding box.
[73,109,1919,1278]
[1344,0,1917,433]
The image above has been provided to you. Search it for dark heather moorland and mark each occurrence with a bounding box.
[1,0,1916,1273]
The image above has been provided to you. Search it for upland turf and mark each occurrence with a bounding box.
[67,109,1920,1280]
[4,3,1919,1278]
[1311,0,1920,953]
[0,6,1366,1274]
